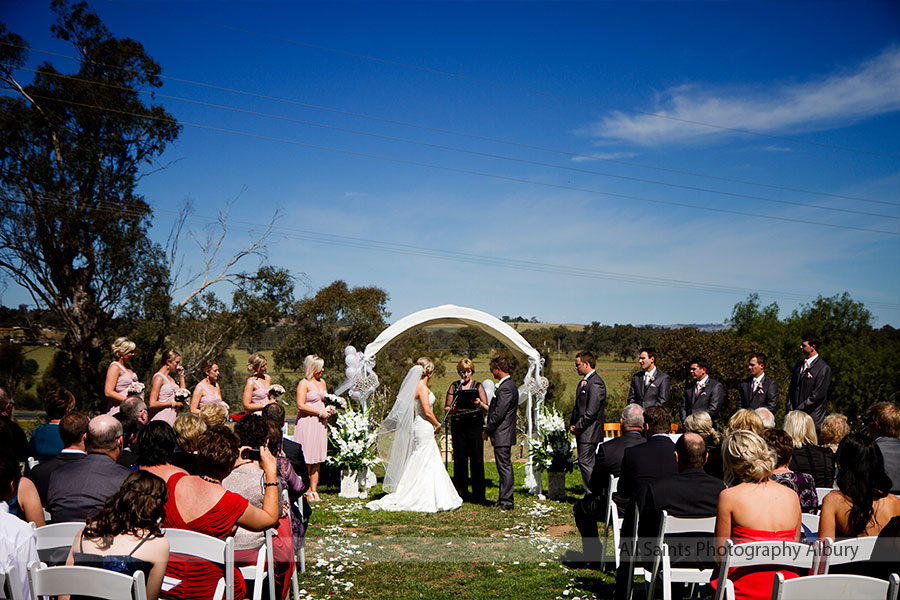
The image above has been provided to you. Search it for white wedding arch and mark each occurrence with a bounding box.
[335,304,549,494]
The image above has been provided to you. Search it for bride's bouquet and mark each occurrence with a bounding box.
[323,393,349,411]
[327,407,380,472]
[531,404,576,473]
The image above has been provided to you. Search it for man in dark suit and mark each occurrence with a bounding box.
[567,404,645,564]
[680,358,724,424]
[569,350,607,494]
[30,412,89,504]
[739,353,779,412]
[627,347,671,408]
[787,332,831,430]
[867,402,900,494]
[47,414,131,523]
[483,355,518,510]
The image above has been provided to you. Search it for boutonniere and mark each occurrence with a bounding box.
[805,372,814,379]
[755,387,764,394]
[648,376,655,384]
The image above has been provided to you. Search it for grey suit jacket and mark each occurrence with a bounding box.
[627,369,671,408]
[681,378,724,423]
[739,375,779,412]
[876,437,900,494]
[486,377,518,447]
[47,452,131,523]
[787,357,831,429]
[570,371,607,445]
[30,450,86,504]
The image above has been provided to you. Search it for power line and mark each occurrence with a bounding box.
[10,91,899,237]
[101,0,900,159]
[13,66,898,221]
[8,43,897,209]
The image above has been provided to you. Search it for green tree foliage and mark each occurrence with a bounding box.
[0,343,39,405]
[0,1,180,407]
[449,326,493,357]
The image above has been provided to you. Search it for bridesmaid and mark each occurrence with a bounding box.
[294,355,333,501]
[242,353,272,415]
[148,349,186,425]
[191,359,225,415]
[104,337,139,414]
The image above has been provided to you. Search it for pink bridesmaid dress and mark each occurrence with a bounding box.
[150,372,179,425]
[293,383,328,464]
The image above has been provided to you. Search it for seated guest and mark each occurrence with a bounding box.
[763,429,817,513]
[0,419,44,527]
[30,389,75,461]
[115,413,141,469]
[262,403,311,490]
[636,433,725,571]
[199,401,228,428]
[267,420,308,549]
[224,416,295,600]
[47,414,131,523]
[683,411,723,480]
[0,387,31,463]
[135,421,187,482]
[866,403,900,494]
[783,410,834,487]
[120,394,149,425]
[66,471,170,600]
[30,411,89,504]
[713,430,801,600]
[0,454,40,600]
[820,413,849,453]
[161,425,280,600]
[754,407,776,430]
[727,408,765,436]
[172,413,207,474]
[569,404,645,565]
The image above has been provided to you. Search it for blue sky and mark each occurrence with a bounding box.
[4,1,899,327]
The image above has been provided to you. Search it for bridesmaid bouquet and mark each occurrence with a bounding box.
[174,388,191,402]
[126,381,144,395]
[327,408,379,471]
[267,384,288,406]
[531,404,576,473]
[324,393,349,411]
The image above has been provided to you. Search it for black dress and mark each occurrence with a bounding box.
[72,531,154,598]
[446,380,486,502]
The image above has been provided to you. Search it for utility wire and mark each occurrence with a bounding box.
[7,43,897,209]
[12,66,898,221]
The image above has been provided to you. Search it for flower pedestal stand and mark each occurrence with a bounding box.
[339,469,360,498]
[356,467,373,498]
[547,471,566,500]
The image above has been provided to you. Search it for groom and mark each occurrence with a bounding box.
[483,356,518,510]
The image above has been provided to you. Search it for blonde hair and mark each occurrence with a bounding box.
[304,355,324,380]
[722,430,776,485]
[247,353,267,375]
[174,413,207,453]
[417,357,434,378]
[112,337,136,360]
[684,411,719,445]
[199,402,228,427]
[783,410,817,448]
[727,409,765,436]
[820,413,850,448]
[456,358,475,375]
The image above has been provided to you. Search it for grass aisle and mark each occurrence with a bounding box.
[298,464,615,600]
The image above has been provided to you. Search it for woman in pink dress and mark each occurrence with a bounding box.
[293,354,333,501]
[104,337,139,414]
[148,349,186,425]
[190,359,225,415]
[242,353,272,416]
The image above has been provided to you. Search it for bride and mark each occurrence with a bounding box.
[367,357,462,512]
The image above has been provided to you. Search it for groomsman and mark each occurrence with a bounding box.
[569,351,607,494]
[739,353,779,412]
[787,332,831,429]
[680,358,724,423]
[626,347,671,408]
[484,356,518,510]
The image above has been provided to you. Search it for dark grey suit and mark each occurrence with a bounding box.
[626,369,671,408]
[30,450,86,504]
[788,356,831,429]
[486,376,518,509]
[739,374,779,412]
[875,437,900,494]
[47,452,131,523]
[570,371,607,494]
[680,378,724,423]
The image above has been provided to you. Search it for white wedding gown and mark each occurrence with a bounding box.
[367,392,463,512]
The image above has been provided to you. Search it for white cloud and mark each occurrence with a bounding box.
[570,151,637,163]
[586,46,900,146]
[761,145,792,153]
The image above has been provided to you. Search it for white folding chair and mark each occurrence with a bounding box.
[26,457,39,471]
[2,564,25,600]
[600,475,620,569]
[712,539,815,600]
[32,521,84,566]
[26,561,147,600]
[164,529,235,600]
[646,512,718,600]
[283,489,305,576]
[238,529,276,600]
[816,536,880,574]
[773,572,899,600]
[816,487,834,507]
[801,513,820,540]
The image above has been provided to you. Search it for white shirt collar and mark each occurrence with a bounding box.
[753,373,765,386]
[805,355,818,368]
[583,370,595,381]
[61,448,87,455]
[645,367,657,379]
[498,375,510,385]
[697,375,709,387]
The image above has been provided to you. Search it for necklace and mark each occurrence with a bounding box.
[199,475,220,485]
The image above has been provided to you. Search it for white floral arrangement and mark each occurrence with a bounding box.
[174,387,191,401]
[324,393,349,411]
[327,408,380,471]
[531,404,576,473]
[268,384,285,397]
[125,381,144,395]
[353,373,378,393]
[527,375,550,396]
